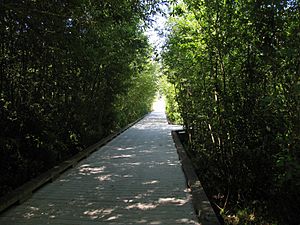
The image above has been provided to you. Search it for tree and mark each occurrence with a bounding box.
[162,0,300,224]
[0,0,161,197]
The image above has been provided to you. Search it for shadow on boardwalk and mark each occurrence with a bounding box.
[0,99,200,225]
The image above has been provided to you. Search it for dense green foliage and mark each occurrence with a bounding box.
[159,75,182,123]
[0,0,159,196]
[162,0,300,224]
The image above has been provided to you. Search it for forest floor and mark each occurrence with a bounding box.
[0,99,200,225]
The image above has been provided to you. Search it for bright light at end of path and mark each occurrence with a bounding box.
[152,98,166,112]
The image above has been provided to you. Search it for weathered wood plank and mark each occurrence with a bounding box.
[0,114,147,214]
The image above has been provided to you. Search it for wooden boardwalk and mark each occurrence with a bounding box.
[0,100,200,224]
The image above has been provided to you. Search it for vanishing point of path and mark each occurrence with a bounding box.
[0,99,199,225]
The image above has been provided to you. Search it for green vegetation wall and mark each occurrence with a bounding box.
[162,1,300,224]
[0,1,159,196]
[159,75,182,124]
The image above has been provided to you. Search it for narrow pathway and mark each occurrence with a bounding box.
[0,99,199,225]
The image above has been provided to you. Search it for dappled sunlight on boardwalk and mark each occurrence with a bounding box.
[0,101,198,224]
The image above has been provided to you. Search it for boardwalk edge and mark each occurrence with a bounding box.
[0,113,149,214]
[172,130,221,225]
